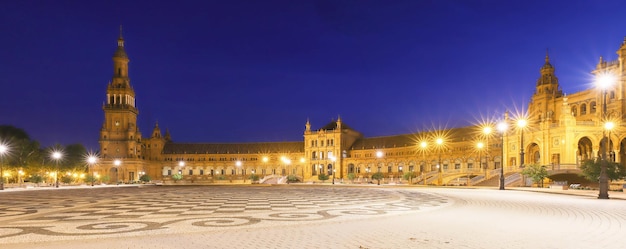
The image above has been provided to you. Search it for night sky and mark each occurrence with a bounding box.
[2,0,626,151]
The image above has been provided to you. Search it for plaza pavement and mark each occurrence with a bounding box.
[1,184,625,249]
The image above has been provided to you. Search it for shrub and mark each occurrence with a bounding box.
[139,174,151,183]
[318,173,329,183]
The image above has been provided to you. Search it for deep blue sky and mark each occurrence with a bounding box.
[2,0,626,151]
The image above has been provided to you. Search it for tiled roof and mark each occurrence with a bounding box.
[162,141,304,154]
[349,126,479,150]
[319,120,354,131]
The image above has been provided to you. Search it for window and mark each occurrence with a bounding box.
[590,102,597,113]
[200,169,204,175]
[398,166,403,173]
[387,166,392,173]
[580,104,587,115]
[571,106,577,116]
[467,162,473,169]
[188,169,193,175]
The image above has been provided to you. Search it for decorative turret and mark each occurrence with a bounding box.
[336,115,342,130]
[305,119,311,133]
[152,121,162,138]
[164,128,172,142]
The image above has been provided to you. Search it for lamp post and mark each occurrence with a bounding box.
[236,160,243,182]
[87,156,97,186]
[376,150,383,185]
[419,141,427,184]
[596,72,615,199]
[436,138,443,186]
[497,121,508,190]
[517,118,527,168]
[330,156,336,184]
[300,157,305,182]
[482,127,492,170]
[0,144,7,190]
[18,169,24,187]
[605,121,615,162]
[114,159,121,185]
[476,141,484,185]
[52,151,62,188]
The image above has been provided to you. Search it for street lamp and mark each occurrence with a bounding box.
[596,72,615,199]
[476,141,484,183]
[18,169,24,187]
[330,156,336,184]
[236,160,243,182]
[52,151,62,188]
[497,121,508,190]
[376,150,383,185]
[435,137,443,186]
[517,118,527,168]
[114,159,121,185]
[605,121,615,162]
[482,126,492,169]
[418,141,428,184]
[0,144,8,190]
[87,155,98,186]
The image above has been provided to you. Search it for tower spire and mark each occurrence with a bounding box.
[118,25,125,48]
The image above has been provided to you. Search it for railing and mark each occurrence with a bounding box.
[549,164,579,170]
[470,175,485,185]
[504,173,521,186]
[576,121,596,126]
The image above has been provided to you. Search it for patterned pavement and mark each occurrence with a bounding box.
[1,185,626,249]
[0,185,450,246]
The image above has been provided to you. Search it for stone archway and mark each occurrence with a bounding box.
[527,143,540,165]
[577,137,593,162]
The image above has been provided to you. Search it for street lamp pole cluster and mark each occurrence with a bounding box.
[596,72,615,199]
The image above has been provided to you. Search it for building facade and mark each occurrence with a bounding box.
[96,32,626,185]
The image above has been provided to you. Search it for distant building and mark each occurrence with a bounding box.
[97,30,626,186]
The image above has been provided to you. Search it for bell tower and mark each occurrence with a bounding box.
[99,26,143,160]
[530,51,562,123]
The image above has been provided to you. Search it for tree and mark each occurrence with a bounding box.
[63,144,87,170]
[347,173,356,183]
[0,125,42,174]
[60,175,73,184]
[317,173,329,183]
[521,164,549,187]
[139,174,151,183]
[248,174,260,183]
[100,175,110,183]
[85,175,98,185]
[287,174,298,183]
[579,159,626,182]
[171,173,183,182]
[371,172,384,185]
[403,171,417,184]
[29,174,44,186]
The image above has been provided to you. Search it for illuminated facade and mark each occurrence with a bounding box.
[97,32,626,185]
